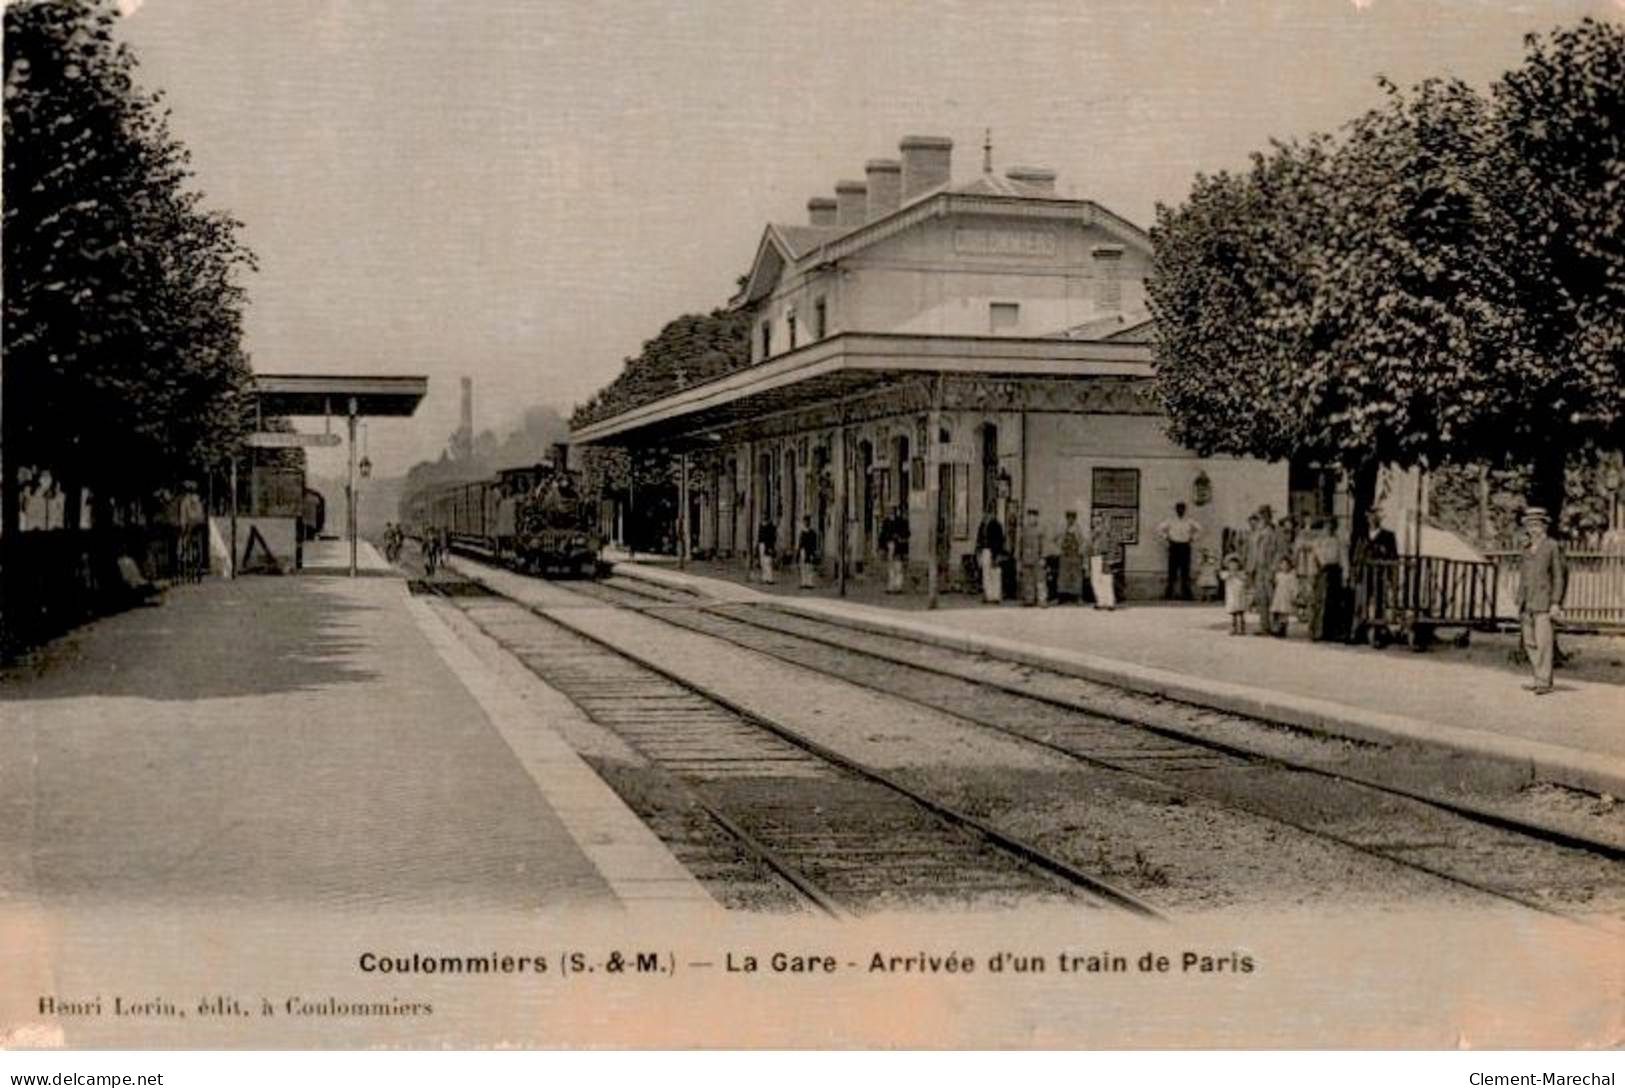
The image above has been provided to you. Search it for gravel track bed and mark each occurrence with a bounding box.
[447,588,1091,913]
[457,563,1522,914]
[583,576,1625,920]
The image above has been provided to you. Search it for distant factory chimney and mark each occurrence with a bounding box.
[451,376,474,460]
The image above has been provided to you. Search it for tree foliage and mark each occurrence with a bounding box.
[1488,17,1625,510]
[3,0,256,508]
[570,307,750,430]
[1148,17,1624,525]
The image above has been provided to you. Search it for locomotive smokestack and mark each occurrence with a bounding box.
[552,443,569,472]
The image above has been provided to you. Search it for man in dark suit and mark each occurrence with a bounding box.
[1359,510,1399,565]
[1516,506,1567,694]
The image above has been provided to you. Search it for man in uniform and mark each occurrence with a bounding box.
[757,514,777,585]
[796,516,820,590]
[1516,506,1566,695]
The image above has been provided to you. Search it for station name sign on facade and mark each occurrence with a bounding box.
[953,227,1058,258]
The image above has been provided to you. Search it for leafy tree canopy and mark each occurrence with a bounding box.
[4,0,256,506]
[1148,17,1623,523]
[570,307,750,430]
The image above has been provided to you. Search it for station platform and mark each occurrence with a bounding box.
[0,568,711,915]
[610,557,1625,799]
[299,536,396,574]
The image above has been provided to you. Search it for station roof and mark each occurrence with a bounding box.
[570,331,1152,449]
[252,374,429,418]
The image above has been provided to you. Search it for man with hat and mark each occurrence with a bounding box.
[1516,506,1567,695]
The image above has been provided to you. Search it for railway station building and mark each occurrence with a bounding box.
[571,135,1287,598]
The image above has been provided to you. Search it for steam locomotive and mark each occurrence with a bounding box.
[402,448,602,578]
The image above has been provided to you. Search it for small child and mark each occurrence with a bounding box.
[1219,553,1248,635]
[1270,554,1298,637]
[1196,549,1221,602]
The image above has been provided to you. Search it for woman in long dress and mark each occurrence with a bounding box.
[1057,511,1085,603]
[1088,512,1117,610]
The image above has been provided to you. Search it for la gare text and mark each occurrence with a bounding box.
[354,949,1254,976]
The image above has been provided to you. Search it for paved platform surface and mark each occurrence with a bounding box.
[0,568,708,914]
[613,559,1625,798]
[301,536,395,574]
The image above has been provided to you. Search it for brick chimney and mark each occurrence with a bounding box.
[864,158,902,220]
[1005,165,1057,195]
[807,196,837,226]
[834,179,868,227]
[899,135,953,201]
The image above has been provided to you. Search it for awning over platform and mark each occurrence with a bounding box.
[253,374,428,418]
[569,332,1152,448]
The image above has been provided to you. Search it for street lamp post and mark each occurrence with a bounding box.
[347,397,358,578]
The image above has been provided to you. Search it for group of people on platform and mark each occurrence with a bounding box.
[753,513,828,590]
[979,507,1126,609]
[1216,504,1369,640]
[745,494,1567,696]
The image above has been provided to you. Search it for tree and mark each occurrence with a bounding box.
[570,307,750,429]
[1488,17,1625,514]
[566,306,748,550]
[1149,22,1620,535]
[1150,80,1517,535]
[1148,138,1331,465]
[3,0,255,520]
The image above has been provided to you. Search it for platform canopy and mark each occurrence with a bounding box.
[569,331,1152,449]
[252,374,428,418]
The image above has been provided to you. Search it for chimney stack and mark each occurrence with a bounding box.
[834,179,868,227]
[899,135,953,201]
[1005,165,1057,195]
[453,376,474,460]
[807,196,837,226]
[864,158,902,220]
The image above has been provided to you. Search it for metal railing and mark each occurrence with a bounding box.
[1354,556,1499,632]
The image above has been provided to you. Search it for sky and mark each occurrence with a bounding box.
[111,0,1619,478]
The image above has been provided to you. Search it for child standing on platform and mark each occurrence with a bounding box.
[1219,553,1248,635]
[1270,554,1298,637]
[1196,549,1220,602]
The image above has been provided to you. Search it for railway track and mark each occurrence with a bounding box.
[414,575,1163,919]
[560,572,1625,927]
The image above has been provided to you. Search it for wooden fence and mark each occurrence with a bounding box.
[1485,549,1625,628]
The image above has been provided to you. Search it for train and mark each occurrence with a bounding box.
[402,449,602,577]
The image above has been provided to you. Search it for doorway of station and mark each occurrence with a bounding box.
[979,422,999,515]
[858,439,875,563]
